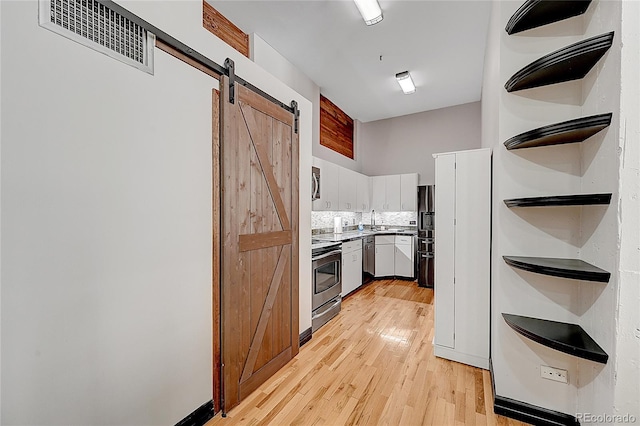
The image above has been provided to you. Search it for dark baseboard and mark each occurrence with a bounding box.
[299,327,312,347]
[494,395,580,426]
[489,358,496,400]
[175,400,215,426]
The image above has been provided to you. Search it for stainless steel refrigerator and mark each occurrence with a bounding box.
[417,185,435,288]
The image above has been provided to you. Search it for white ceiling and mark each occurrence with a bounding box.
[211,0,492,123]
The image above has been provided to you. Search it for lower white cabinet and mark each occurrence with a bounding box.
[394,235,414,278]
[342,240,362,296]
[374,235,395,277]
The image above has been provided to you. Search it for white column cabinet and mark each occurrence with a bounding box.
[385,175,402,211]
[341,240,362,296]
[433,148,491,370]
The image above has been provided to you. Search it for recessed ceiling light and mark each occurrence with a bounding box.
[353,0,383,26]
[395,71,416,94]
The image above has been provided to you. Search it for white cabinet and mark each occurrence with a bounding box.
[394,235,414,278]
[312,157,339,211]
[400,173,418,211]
[371,176,386,211]
[374,235,395,277]
[433,148,491,370]
[356,173,370,212]
[370,174,417,212]
[371,175,401,211]
[339,168,357,211]
[341,239,362,296]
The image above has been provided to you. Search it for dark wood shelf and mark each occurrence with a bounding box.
[503,313,608,363]
[504,193,612,207]
[503,256,610,282]
[504,113,612,150]
[506,0,592,35]
[505,32,614,92]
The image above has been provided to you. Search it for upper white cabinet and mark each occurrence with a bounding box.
[339,168,358,211]
[371,176,386,211]
[371,173,417,212]
[313,157,417,213]
[312,158,339,211]
[356,173,370,212]
[433,148,491,370]
[385,175,402,211]
[400,173,418,211]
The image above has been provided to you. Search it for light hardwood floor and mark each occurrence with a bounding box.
[207,279,529,425]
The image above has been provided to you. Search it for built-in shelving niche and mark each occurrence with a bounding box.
[504,113,612,150]
[505,0,592,35]
[503,313,608,364]
[505,32,614,92]
[504,193,612,208]
[503,256,610,282]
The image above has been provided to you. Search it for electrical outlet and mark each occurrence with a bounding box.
[540,365,568,383]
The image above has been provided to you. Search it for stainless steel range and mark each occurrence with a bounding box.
[311,241,342,332]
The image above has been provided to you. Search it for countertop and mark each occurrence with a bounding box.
[312,229,417,243]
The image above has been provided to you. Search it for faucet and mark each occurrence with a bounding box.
[371,210,377,231]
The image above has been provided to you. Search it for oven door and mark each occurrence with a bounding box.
[312,250,341,309]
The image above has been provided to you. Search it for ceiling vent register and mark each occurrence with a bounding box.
[39,0,155,74]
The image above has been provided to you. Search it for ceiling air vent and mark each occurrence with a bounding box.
[39,0,154,74]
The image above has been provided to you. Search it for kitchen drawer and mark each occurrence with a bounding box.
[342,239,362,254]
[375,235,395,245]
[395,235,413,245]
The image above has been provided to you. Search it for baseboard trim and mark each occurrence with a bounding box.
[494,395,580,426]
[433,345,489,369]
[175,400,215,426]
[299,327,312,347]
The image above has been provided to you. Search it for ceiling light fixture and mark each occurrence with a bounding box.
[353,0,383,26]
[395,71,416,94]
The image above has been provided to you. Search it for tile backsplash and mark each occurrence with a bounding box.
[312,211,417,233]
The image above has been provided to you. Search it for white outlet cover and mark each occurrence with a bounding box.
[540,365,568,383]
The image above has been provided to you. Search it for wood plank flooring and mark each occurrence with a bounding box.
[207,279,529,425]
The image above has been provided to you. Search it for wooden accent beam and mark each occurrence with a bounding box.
[320,95,354,159]
[239,231,292,252]
[203,1,250,58]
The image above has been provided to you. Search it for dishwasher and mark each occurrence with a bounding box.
[362,236,375,284]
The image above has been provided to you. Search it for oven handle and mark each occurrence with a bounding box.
[312,249,342,262]
[313,297,341,317]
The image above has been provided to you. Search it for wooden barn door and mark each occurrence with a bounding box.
[219,76,299,412]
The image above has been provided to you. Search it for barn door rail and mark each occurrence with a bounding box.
[98,0,298,130]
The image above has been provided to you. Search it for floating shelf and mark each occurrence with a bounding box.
[503,313,608,364]
[504,193,612,208]
[503,256,610,282]
[505,32,614,92]
[506,0,592,35]
[504,113,612,150]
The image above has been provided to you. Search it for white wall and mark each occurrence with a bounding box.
[484,0,638,420]
[0,0,313,424]
[612,0,640,420]
[359,102,482,185]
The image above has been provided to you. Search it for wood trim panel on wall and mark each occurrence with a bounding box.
[320,95,354,159]
[202,1,250,58]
